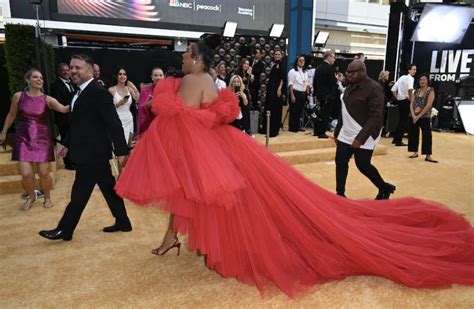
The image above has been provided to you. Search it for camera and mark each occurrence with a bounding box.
[234,86,241,93]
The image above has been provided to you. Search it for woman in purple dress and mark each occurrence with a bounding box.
[0,69,70,210]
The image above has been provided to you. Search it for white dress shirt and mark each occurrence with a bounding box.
[215,78,227,89]
[288,67,308,92]
[391,74,414,100]
[71,78,94,111]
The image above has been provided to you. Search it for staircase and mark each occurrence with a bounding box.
[0,148,57,195]
[255,130,387,165]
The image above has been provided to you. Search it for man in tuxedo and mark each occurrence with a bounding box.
[250,48,265,109]
[313,51,337,138]
[39,54,132,241]
[51,63,75,169]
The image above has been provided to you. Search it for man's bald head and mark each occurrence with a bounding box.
[346,60,367,84]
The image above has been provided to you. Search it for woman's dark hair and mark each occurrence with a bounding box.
[239,57,250,70]
[112,65,127,86]
[417,73,431,88]
[191,33,222,73]
[292,54,307,71]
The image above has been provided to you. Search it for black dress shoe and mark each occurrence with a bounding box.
[103,223,132,233]
[394,142,407,146]
[375,183,396,200]
[317,134,329,139]
[39,229,72,241]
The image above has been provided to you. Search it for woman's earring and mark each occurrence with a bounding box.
[192,60,196,66]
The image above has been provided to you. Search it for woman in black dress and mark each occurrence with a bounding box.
[264,50,285,137]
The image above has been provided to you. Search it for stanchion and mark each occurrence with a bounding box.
[265,111,271,148]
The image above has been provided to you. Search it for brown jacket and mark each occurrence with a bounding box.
[335,77,384,144]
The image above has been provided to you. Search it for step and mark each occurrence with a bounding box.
[277,145,387,165]
[0,174,56,195]
[0,152,18,176]
[267,139,336,153]
[0,152,57,177]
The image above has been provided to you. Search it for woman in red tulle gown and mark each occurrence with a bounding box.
[115,35,474,297]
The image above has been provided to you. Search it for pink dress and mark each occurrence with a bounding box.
[12,91,54,162]
[137,84,155,135]
[116,77,474,297]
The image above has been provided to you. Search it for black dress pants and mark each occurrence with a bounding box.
[314,97,332,136]
[289,90,305,132]
[241,105,251,135]
[392,99,410,144]
[408,117,432,155]
[260,95,283,137]
[335,141,387,196]
[58,161,130,236]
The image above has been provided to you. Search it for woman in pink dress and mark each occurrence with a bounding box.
[115,35,474,297]
[137,67,165,135]
[0,69,70,210]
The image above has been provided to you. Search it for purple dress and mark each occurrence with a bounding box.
[12,92,54,162]
[137,84,155,135]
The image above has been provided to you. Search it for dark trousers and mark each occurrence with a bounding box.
[314,97,332,136]
[289,90,305,132]
[392,99,410,143]
[335,141,387,196]
[241,105,251,135]
[58,161,130,236]
[408,117,432,155]
[260,96,283,137]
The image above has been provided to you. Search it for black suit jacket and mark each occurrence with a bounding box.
[51,78,74,127]
[252,60,265,81]
[313,61,337,102]
[63,80,128,164]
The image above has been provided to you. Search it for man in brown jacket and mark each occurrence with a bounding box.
[334,60,395,199]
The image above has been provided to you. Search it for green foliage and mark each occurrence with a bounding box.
[4,24,55,94]
[4,24,36,94]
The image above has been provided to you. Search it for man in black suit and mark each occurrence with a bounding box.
[250,48,265,109]
[39,54,132,241]
[313,51,337,138]
[51,63,75,169]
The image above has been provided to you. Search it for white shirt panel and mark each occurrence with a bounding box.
[337,95,381,150]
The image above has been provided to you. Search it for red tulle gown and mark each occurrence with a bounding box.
[115,77,474,297]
